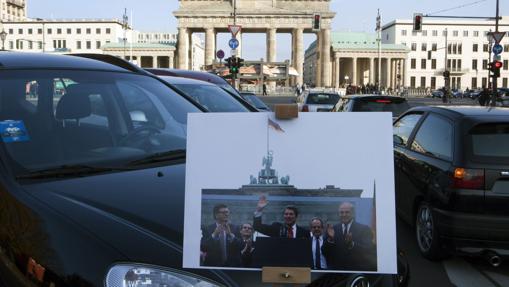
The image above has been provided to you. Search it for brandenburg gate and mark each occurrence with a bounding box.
[174,0,336,87]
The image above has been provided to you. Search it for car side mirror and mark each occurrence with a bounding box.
[129,110,148,122]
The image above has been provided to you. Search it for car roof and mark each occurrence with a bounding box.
[343,94,404,99]
[146,68,229,85]
[0,52,129,72]
[407,105,509,118]
[158,75,217,86]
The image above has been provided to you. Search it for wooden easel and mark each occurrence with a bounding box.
[263,105,305,286]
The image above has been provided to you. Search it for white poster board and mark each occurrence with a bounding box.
[184,112,397,274]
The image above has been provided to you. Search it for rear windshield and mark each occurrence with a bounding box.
[353,98,410,117]
[305,93,340,105]
[469,123,509,161]
[172,83,249,112]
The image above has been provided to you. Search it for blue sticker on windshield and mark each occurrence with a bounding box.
[0,120,30,142]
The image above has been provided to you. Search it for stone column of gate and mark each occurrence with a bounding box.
[321,28,331,87]
[237,31,242,58]
[334,54,340,88]
[315,32,322,87]
[169,53,174,68]
[205,27,215,65]
[294,28,304,87]
[266,28,277,91]
[386,57,392,89]
[177,27,188,69]
[369,57,375,85]
[401,59,407,87]
[352,57,358,86]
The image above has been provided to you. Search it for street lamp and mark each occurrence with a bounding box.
[0,29,7,51]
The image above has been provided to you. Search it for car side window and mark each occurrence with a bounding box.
[410,113,453,160]
[393,113,422,146]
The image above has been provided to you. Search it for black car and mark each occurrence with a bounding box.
[393,106,509,264]
[333,95,410,119]
[0,52,406,287]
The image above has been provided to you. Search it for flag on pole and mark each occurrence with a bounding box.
[268,118,285,133]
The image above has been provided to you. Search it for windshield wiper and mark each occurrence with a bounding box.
[16,164,132,180]
[126,149,186,166]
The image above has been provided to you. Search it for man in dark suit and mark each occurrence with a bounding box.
[239,223,255,267]
[322,202,376,271]
[309,217,327,270]
[253,195,308,238]
[201,204,241,267]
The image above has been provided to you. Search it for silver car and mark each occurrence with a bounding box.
[298,90,341,112]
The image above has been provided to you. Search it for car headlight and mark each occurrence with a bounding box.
[106,264,222,287]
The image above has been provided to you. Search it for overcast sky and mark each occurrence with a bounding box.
[27,0,506,61]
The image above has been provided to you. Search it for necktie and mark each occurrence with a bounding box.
[314,236,321,269]
[220,230,227,263]
[287,226,294,238]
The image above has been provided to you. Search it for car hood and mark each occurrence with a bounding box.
[22,163,242,286]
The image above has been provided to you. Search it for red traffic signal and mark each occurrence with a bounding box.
[413,13,423,32]
[312,14,321,31]
[493,61,503,69]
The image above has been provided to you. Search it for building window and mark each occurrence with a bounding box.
[432,43,437,51]
[47,28,52,34]
[483,44,489,52]
[443,30,447,36]
[96,28,101,34]
[505,44,509,53]
[448,44,452,54]
[453,30,459,37]
[57,28,62,34]
[9,41,13,50]
[421,59,426,69]
[106,28,111,34]
[472,59,478,70]
[482,77,487,87]
[96,41,101,49]
[458,59,462,70]
[420,77,426,88]
[38,42,42,49]
[472,77,478,89]
[458,44,462,54]
[473,44,478,52]
[86,41,91,49]
[411,43,416,51]
[411,76,416,88]
[431,77,436,89]
[503,78,508,88]
[86,28,91,34]
[37,28,42,34]
[411,58,416,69]
[8,29,13,34]
[76,41,81,49]
[421,43,427,51]
[483,59,488,70]
[422,30,427,36]
[28,41,33,49]
[432,59,437,69]
[448,59,452,69]
[28,28,32,34]
[67,28,71,34]
[401,30,407,36]
[432,30,438,36]
[463,31,468,37]
[474,31,479,37]
[504,60,508,70]
[77,28,81,34]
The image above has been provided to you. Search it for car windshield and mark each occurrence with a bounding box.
[353,98,410,117]
[469,123,509,162]
[220,83,242,97]
[172,83,249,112]
[0,69,200,176]
[305,93,340,105]
[241,94,270,110]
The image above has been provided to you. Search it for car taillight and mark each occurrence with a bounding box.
[451,167,485,189]
[375,99,392,103]
[302,105,309,112]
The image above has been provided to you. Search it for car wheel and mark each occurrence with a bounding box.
[415,202,444,260]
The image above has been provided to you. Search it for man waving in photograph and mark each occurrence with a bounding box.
[253,195,308,238]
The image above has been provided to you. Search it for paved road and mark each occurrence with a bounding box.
[256,94,509,287]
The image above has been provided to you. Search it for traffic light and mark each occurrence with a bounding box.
[229,57,239,75]
[489,60,503,77]
[413,13,423,32]
[312,14,321,31]
[225,57,232,68]
[237,57,244,69]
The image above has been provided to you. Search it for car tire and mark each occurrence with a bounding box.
[415,202,445,260]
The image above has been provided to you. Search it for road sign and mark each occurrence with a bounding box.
[228,25,242,38]
[231,49,237,56]
[493,44,503,55]
[494,54,502,61]
[216,49,225,59]
[488,31,505,44]
[229,38,239,49]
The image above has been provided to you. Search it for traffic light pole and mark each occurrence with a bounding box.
[490,0,500,106]
[443,28,450,103]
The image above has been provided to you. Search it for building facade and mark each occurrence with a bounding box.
[383,16,509,90]
[0,0,26,22]
[304,32,409,88]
